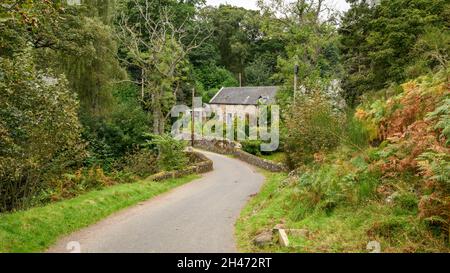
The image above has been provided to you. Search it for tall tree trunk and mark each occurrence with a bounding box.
[159,117,165,135]
[152,86,166,135]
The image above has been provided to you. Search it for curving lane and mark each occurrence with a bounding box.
[47,150,264,253]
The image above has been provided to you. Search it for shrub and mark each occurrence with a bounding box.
[427,97,450,146]
[81,83,150,168]
[290,157,382,222]
[284,91,345,168]
[110,171,136,184]
[150,135,188,171]
[241,140,263,156]
[291,165,343,220]
[356,171,380,203]
[114,149,159,178]
[394,192,419,212]
[343,115,371,149]
[0,52,85,212]
[45,167,115,201]
[417,151,450,236]
[194,65,238,91]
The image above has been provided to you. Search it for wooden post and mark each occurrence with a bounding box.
[191,87,195,147]
[239,73,242,87]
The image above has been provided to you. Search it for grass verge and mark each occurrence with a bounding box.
[0,175,199,253]
[235,171,449,253]
[258,152,286,163]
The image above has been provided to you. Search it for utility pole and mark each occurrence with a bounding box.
[294,64,299,104]
[191,87,195,147]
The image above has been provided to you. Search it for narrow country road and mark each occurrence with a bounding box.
[47,151,265,253]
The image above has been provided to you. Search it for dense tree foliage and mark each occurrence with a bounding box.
[257,0,342,106]
[190,4,285,91]
[340,0,449,104]
[0,51,84,211]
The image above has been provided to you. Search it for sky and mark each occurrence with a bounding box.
[205,0,350,13]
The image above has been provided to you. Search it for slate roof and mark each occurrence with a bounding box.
[209,86,279,105]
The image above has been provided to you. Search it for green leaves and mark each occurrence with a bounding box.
[427,97,450,146]
[149,134,188,172]
[258,1,342,105]
[340,0,449,104]
[0,51,85,212]
[284,92,344,168]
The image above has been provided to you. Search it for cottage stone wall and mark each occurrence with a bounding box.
[209,104,258,125]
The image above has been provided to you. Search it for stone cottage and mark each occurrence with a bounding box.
[208,86,279,125]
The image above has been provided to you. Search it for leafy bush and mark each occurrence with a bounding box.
[355,171,380,202]
[290,152,383,221]
[241,140,263,156]
[194,65,238,102]
[40,148,159,203]
[44,167,115,202]
[343,115,371,149]
[0,52,85,212]
[150,135,188,171]
[81,83,150,168]
[284,92,345,168]
[394,192,419,212]
[114,149,158,178]
[427,97,450,146]
[194,65,238,91]
[245,56,275,86]
[291,165,341,221]
[417,151,450,235]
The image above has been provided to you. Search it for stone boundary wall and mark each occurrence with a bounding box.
[147,151,213,182]
[192,138,239,155]
[233,149,287,172]
[192,139,288,172]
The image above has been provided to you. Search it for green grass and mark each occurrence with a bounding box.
[258,152,286,163]
[235,171,291,253]
[0,175,198,253]
[235,171,449,253]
